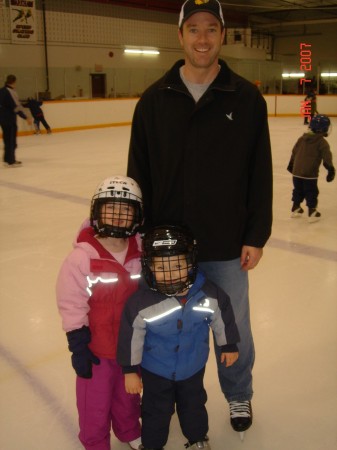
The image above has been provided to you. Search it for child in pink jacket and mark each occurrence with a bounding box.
[56,176,143,450]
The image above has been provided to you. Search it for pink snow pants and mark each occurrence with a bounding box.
[76,358,141,450]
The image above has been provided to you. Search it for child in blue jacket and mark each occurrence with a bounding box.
[117,225,240,450]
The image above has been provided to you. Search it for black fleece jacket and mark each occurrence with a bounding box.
[127,59,273,261]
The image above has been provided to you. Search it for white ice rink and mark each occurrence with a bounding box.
[0,117,336,450]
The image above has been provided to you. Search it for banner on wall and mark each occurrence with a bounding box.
[10,0,36,43]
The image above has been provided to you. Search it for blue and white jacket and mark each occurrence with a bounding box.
[117,270,240,381]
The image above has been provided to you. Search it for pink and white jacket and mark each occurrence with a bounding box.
[56,226,142,359]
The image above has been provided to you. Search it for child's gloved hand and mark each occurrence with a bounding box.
[70,347,100,378]
[66,326,100,378]
[287,160,293,173]
[326,166,335,182]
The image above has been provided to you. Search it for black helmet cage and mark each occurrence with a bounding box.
[141,225,197,296]
[90,193,143,238]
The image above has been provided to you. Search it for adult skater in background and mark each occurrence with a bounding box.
[127,0,273,436]
[0,74,32,167]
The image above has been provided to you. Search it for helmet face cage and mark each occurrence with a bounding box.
[90,176,143,238]
[141,225,197,296]
[309,114,331,136]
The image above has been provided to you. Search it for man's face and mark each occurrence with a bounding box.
[178,12,225,70]
[100,201,134,229]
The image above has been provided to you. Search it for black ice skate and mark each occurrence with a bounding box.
[291,204,304,218]
[139,447,164,450]
[229,400,252,441]
[308,208,321,223]
[184,436,210,449]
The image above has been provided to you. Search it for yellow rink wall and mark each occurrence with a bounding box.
[1,95,337,137]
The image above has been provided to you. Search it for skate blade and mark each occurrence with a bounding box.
[240,431,245,442]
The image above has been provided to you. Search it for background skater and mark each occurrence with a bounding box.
[287,114,335,222]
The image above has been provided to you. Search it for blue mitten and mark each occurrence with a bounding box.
[66,326,100,378]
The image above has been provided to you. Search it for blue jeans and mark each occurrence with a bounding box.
[199,259,254,402]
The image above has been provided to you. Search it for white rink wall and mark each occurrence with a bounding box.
[12,95,337,135]
[15,98,139,135]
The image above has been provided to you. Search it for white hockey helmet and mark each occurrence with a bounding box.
[90,175,143,238]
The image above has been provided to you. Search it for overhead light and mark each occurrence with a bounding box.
[321,72,337,77]
[124,49,160,55]
[282,73,305,78]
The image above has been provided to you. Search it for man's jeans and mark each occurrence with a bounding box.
[199,259,254,402]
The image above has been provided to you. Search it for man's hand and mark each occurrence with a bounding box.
[125,373,143,394]
[240,246,263,271]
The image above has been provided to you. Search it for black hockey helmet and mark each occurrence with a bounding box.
[309,114,331,136]
[141,224,197,296]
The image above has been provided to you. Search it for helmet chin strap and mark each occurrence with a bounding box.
[154,279,193,297]
[97,223,133,238]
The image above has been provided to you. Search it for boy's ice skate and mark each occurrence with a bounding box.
[308,208,321,223]
[291,206,304,218]
[140,447,163,450]
[185,437,210,449]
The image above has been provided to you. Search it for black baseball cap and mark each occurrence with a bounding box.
[179,0,225,29]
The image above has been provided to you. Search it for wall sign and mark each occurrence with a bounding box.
[10,0,36,43]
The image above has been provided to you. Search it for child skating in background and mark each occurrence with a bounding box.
[303,89,318,125]
[56,176,143,450]
[117,225,240,450]
[22,97,51,134]
[287,114,335,222]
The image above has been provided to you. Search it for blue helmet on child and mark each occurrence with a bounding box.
[309,115,331,136]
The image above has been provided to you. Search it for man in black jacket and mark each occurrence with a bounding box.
[0,74,32,166]
[127,0,273,437]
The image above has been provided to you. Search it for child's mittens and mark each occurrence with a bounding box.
[66,326,100,378]
[287,160,293,173]
[326,166,335,182]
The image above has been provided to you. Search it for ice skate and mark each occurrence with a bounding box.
[139,447,164,450]
[4,161,22,168]
[291,205,304,218]
[308,208,321,223]
[128,437,142,449]
[229,400,252,439]
[184,437,210,449]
